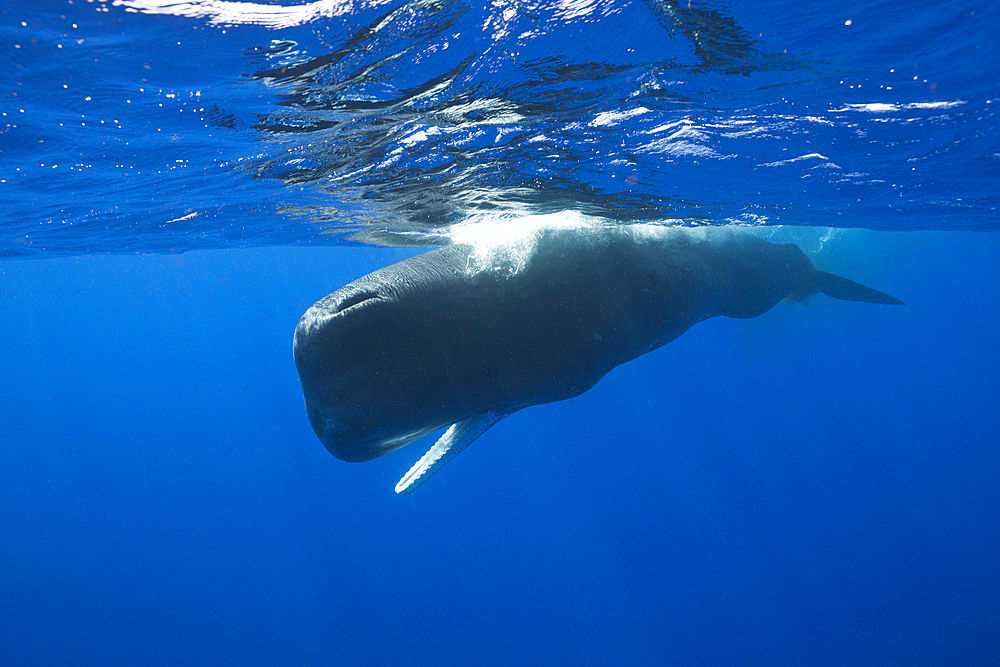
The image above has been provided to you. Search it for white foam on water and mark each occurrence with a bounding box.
[447,211,606,276]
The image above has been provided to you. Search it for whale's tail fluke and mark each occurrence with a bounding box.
[813,270,905,306]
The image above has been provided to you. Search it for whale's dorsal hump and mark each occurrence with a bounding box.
[395,411,511,494]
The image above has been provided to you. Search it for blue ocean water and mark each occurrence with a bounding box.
[1,1,998,666]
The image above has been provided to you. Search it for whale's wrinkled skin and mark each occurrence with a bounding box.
[293,224,903,493]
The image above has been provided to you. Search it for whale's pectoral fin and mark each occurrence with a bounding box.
[813,270,905,306]
[395,411,511,495]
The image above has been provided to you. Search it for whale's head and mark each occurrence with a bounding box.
[293,281,442,462]
[293,250,487,463]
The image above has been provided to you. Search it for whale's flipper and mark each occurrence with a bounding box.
[395,411,510,495]
[813,270,905,306]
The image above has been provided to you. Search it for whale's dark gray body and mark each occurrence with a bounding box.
[293,225,903,493]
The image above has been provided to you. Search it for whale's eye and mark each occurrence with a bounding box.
[336,289,380,313]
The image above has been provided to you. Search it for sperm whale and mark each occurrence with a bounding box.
[293,223,903,494]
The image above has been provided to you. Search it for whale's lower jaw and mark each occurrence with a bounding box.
[318,423,443,463]
[303,397,440,463]
[395,411,511,495]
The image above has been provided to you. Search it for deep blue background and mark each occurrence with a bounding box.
[3,233,998,666]
[2,0,999,665]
